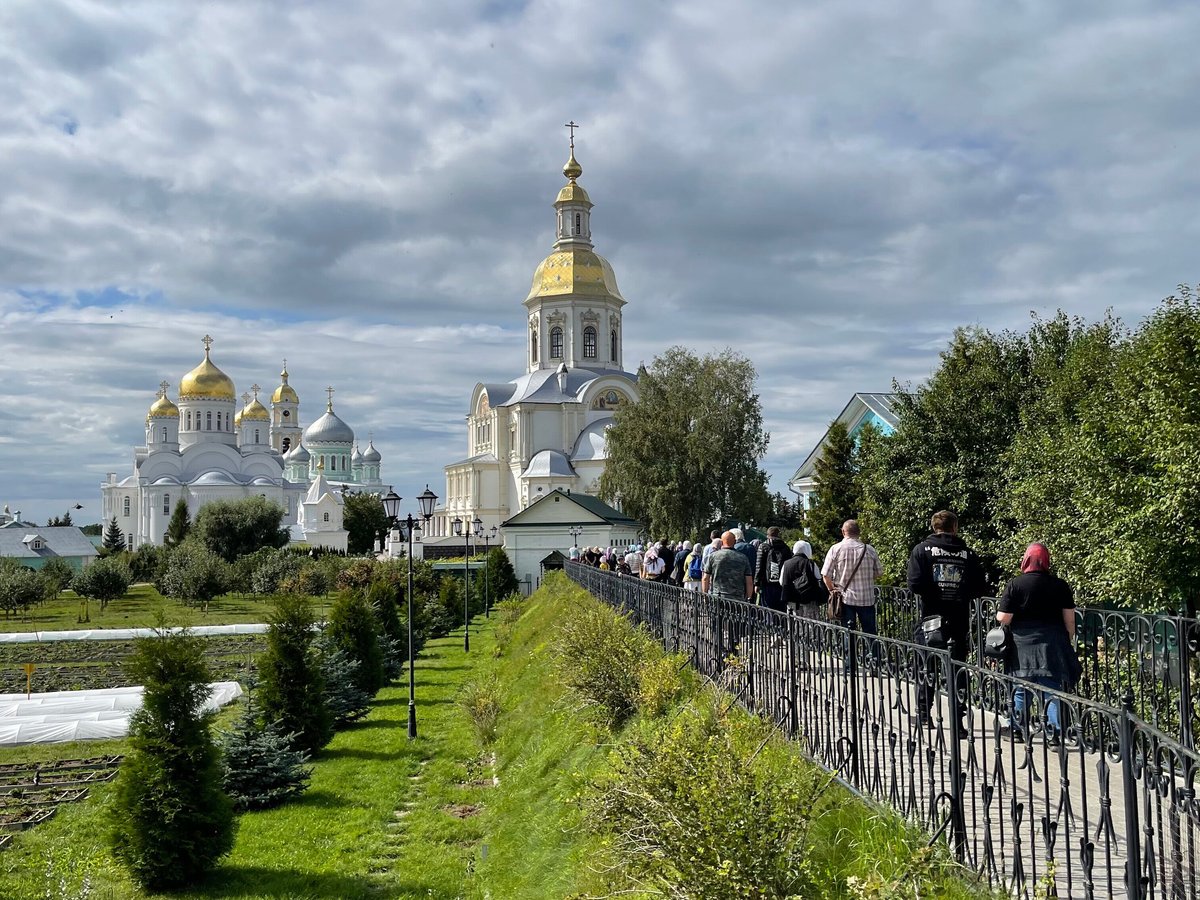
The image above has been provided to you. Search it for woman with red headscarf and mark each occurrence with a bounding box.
[995,542,1081,742]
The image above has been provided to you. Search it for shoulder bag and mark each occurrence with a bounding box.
[828,546,868,621]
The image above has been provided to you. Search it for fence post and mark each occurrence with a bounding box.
[1119,691,1144,900]
[786,610,799,738]
[847,620,861,789]
[1181,599,1197,751]
[944,640,967,862]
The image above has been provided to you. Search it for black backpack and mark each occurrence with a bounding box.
[767,544,788,582]
[791,559,830,605]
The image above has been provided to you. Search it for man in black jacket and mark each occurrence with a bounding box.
[907,510,987,736]
[755,526,793,612]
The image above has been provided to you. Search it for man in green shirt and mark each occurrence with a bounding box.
[702,531,754,602]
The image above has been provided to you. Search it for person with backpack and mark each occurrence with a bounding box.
[754,526,793,612]
[684,540,704,591]
[779,540,828,618]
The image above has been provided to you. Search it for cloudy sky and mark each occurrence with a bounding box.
[2,0,1199,526]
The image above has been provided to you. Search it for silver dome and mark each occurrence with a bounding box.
[304,409,354,444]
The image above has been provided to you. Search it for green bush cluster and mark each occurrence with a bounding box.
[458,677,502,746]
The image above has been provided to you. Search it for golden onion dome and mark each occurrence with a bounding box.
[563,150,583,181]
[241,398,270,422]
[148,394,179,418]
[272,363,299,404]
[179,344,236,400]
[234,409,243,427]
[524,248,626,304]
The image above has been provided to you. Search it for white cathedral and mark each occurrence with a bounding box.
[101,338,388,552]
[426,140,640,540]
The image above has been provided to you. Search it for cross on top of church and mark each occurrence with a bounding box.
[158,380,169,397]
[564,120,579,149]
[326,386,335,410]
[251,384,261,400]
[241,392,250,404]
[201,334,214,352]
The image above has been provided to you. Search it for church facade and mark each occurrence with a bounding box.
[101,337,387,549]
[427,141,640,540]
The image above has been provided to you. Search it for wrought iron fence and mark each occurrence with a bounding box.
[566,565,1200,900]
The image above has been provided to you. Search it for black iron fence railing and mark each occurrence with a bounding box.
[566,565,1200,900]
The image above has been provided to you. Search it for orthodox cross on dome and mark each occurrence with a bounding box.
[158,380,169,398]
[241,392,251,405]
[564,120,579,149]
[325,386,335,411]
[201,334,214,353]
[251,384,261,400]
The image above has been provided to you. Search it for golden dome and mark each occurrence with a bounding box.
[525,248,626,304]
[241,398,270,422]
[234,409,243,427]
[563,150,583,181]
[148,394,179,418]
[272,363,299,404]
[556,181,591,205]
[179,345,236,400]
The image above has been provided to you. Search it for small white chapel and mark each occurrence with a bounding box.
[425,135,640,542]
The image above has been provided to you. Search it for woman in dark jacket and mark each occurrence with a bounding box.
[995,542,1081,740]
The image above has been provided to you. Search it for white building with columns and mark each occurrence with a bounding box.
[426,140,640,541]
[101,337,388,549]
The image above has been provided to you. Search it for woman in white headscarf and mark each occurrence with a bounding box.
[779,540,826,618]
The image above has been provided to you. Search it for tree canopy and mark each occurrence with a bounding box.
[192,497,289,562]
[600,347,771,539]
[343,492,387,555]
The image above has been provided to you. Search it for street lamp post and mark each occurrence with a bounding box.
[480,525,498,616]
[568,524,583,557]
[382,485,438,739]
[451,515,471,652]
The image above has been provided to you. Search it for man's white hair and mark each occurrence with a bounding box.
[731,528,745,542]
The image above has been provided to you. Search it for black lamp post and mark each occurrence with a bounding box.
[480,524,498,617]
[451,515,472,652]
[382,485,438,739]
[568,524,583,555]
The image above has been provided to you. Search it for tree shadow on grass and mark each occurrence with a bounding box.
[375,695,453,707]
[195,865,380,899]
[321,746,404,762]
[288,788,349,810]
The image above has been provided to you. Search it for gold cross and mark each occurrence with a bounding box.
[158,380,169,397]
[201,334,214,352]
[564,120,579,149]
[251,383,261,399]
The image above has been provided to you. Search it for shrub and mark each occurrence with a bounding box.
[257,595,332,754]
[0,560,44,619]
[38,556,75,599]
[221,693,312,810]
[588,693,825,899]
[491,594,525,656]
[317,635,372,725]
[459,678,502,746]
[336,557,378,594]
[281,563,331,599]
[109,628,235,889]
[326,591,384,696]
[249,550,302,595]
[154,542,228,609]
[554,600,647,729]
[635,651,691,719]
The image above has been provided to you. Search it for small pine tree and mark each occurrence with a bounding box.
[317,636,372,725]
[368,579,405,680]
[326,591,384,695]
[257,595,333,754]
[483,547,520,608]
[163,498,192,548]
[102,516,126,555]
[109,628,235,889]
[221,690,312,810]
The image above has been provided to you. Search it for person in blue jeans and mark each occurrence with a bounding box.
[995,542,1081,741]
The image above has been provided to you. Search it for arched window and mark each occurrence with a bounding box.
[206,411,212,430]
[216,412,222,431]
[583,326,597,358]
[161,427,167,442]
[320,455,326,469]
[530,328,538,364]
[574,212,581,235]
[254,429,260,444]
[550,326,563,359]
[163,494,170,515]
[185,411,191,430]
[282,437,291,453]
[123,497,130,517]
[610,329,618,361]
[323,512,330,523]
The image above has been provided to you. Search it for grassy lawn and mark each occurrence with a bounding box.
[0,623,495,900]
[0,585,322,633]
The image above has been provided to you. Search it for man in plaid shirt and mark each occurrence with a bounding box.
[822,519,883,634]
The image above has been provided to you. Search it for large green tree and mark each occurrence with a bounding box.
[343,493,388,555]
[155,542,229,609]
[258,594,332,754]
[101,517,126,555]
[192,497,289,562]
[163,498,191,548]
[72,556,132,613]
[0,560,43,619]
[600,347,770,538]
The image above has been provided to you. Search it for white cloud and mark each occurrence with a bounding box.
[2,0,1200,524]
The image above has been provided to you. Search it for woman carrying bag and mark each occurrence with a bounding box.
[995,542,1081,742]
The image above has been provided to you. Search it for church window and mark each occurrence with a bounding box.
[255,429,260,444]
[610,329,618,361]
[574,213,581,235]
[163,494,170,515]
[185,411,191,430]
[550,326,563,359]
[123,497,130,517]
[282,437,291,453]
[161,427,167,442]
[530,328,538,364]
[283,409,290,419]
[323,512,330,523]
[206,411,212,430]
[583,326,596,358]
